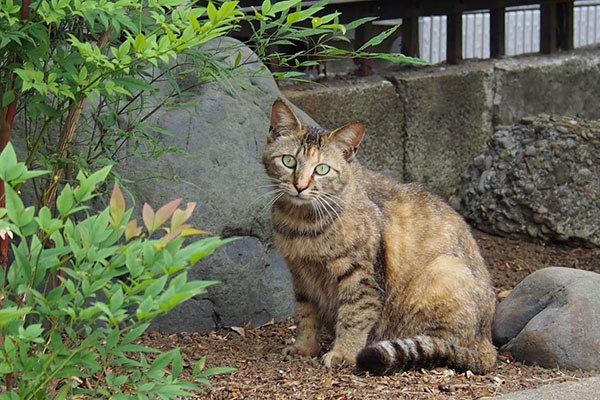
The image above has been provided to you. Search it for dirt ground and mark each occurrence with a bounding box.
[138,230,600,399]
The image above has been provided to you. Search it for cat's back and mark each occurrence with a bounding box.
[358,165,489,280]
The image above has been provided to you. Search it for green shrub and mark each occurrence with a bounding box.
[0,142,236,399]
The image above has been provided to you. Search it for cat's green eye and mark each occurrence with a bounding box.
[314,163,330,176]
[282,154,297,169]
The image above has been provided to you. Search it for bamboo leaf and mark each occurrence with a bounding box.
[358,25,399,51]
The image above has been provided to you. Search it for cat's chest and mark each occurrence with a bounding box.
[290,261,339,323]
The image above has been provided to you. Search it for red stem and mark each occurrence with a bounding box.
[0,0,30,269]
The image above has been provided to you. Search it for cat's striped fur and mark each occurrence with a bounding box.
[262,100,496,375]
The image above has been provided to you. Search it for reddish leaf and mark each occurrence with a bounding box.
[142,203,155,233]
[125,219,142,241]
[160,226,183,246]
[171,202,196,231]
[153,198,181,232]
[109,183,126,228]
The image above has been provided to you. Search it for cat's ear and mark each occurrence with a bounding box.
[328,122,365,162]
[269,99,302,143]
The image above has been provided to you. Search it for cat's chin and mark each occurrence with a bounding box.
[286,195,313,207]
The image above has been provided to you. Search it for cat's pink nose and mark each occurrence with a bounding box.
[294,183,308,193]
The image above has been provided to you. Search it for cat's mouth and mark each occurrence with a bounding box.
[287,193,313,205]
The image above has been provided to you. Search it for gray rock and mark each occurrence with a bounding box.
[493,267,600,371]
[452,115,600,247]
[117,38,318,331]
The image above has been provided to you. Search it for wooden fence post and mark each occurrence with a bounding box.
[490,7,506,58]
[447,11,462,64]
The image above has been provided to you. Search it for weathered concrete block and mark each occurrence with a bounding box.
[282,77,405,181]
[493,51,600,125]
[389,65,494,198]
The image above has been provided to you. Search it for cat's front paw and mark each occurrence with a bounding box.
[282,342,320,359]
[322,349,355,369]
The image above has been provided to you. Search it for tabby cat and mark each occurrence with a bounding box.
[262,99,496,375]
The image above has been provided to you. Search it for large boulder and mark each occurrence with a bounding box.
[492,267,600,371]
[116,38,318,332]
[451,114,600,247]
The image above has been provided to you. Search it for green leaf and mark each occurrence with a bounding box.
[4,185,24,225]
[199,366,237,377]
[2,90,15,107]
[171,349,183,378]
[188,236,238,264]
[0,306,31,326]
[87,165,112,187]
[110,287,124,312]
[148,348,176,375]
[133,32,146,52]
[261,0,271,15]
[357,25,399,52]
[121,323,150,345]
[345,16,378,31]
[0,142,18,181]
[286,11,301,25]
[206,2,217,22]
[270,0,301,15]
[56,184,75,217]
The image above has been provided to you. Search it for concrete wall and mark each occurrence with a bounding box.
[282,47,600,198]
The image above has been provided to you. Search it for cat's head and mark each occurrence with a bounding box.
[262,99,364,206]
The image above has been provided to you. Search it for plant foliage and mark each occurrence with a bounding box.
[0,142,236,399]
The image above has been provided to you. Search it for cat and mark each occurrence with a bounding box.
[262,99,497,375]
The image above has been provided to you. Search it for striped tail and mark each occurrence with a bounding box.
[356,335,495,375]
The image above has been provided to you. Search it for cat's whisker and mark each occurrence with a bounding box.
[320,195,345,230]
[259,191,284,215]
[316,196,337,228]
[312,196,329,229]
[248,188,284,209]
[320,192,343,212]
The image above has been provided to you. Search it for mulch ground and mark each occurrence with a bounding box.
[138,230,600,399]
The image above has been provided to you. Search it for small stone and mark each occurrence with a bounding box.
[496,221,512,233]
[525,145,537,156]
[448,195,461,211]
[497,135,513,149]
[522,183,535,195]
[578,168,593,181]
[526,224,538,238]
[520,116,536,124]
[554,164,570,185]
[484,156,493,170]
[473,154,486,169]
[557,126,570,134]
[533,214,544,224]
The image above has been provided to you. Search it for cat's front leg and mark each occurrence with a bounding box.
[323,262,382,368]
[282,296,321,358]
